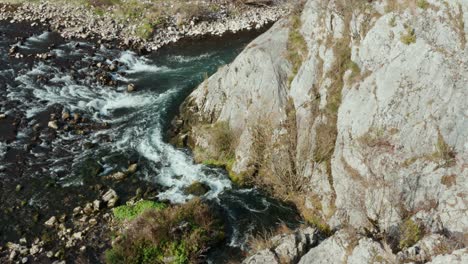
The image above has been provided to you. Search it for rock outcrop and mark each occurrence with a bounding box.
[175,0,468,261]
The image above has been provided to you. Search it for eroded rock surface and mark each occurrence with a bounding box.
[175,0,468,261]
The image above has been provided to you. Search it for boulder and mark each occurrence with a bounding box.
[184,181,210,196]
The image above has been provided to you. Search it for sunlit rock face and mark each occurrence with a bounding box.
[177,0,468,261]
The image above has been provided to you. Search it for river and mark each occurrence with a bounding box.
[0,21,299,262]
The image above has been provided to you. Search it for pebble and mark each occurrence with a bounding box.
[21,257,28,263]
[48,120,58,130]
[44,216,57,227]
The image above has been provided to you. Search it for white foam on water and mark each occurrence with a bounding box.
[168,53,212,63]
[0,142,7,160]
[27,32,51,43]
[137,126,232,204]
[118,51,171,73]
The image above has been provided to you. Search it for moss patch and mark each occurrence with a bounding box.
[286,11,308,86]
[398,219,422,249]
[113,200,166,222]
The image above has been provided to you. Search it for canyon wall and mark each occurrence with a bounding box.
[174,0,468,262]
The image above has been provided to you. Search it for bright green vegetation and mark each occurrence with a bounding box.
[398,219,422,249]
[113,200,166,222]
[106,199,224,264]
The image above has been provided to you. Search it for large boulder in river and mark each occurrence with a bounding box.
[175,0,468,261]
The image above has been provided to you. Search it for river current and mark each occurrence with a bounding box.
[0,22,299,262]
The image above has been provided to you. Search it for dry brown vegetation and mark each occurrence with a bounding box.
[106,199,224,264]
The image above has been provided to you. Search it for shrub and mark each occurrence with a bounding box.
[398,219,422,249]
[113,200,166,222]
[106,199,224,264]
[400,27,416,45]
[417,0,429,9]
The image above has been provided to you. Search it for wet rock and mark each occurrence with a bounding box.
[9,250,17,261]
[102,189,119,208]
[29,245,39,255]
[47,120,58,130]
[107,171,126,181]
[184,181,210,196]
[109,64,117,72]
[127,83,136,92]
[73,206,81,215]
[88,218,97,226]
[73,113,80,123]
[83,202,93,215]
[127,163,138,173]
[72,232,83,240]
[44,216,57,227]
[93,199,101,211]
[61,111,70,120]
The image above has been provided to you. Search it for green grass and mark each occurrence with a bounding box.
[286,14,308,85]
[113,200,166,222]
[417,0,429,9]
[398,219,422,249]
[106,199,224,264]
[401,27,416,45]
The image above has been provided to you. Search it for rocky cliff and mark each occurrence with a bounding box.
[174,0,468,262]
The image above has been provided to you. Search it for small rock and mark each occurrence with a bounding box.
[29,245,39,255]
[80,246,86,252]
[9,250,17,261]
[127,83,136,92]
[72,232,82,240]
[46,251,53,258]
[102,189,119,207]
[62,111,70,120]
[127,163,138,173]
[0,113,6,120]
[73,113,80,123]
[19,237,26,244]
[48,121,58,130]
[93,200,101,211]
[73,206,81,215]
[88,218,97,226]
[108,171,126,181]
[83,203,93,215]
[44,216,57,227]
[108,198,118,208]
[184,181,210,196]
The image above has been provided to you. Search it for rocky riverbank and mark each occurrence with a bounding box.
[0,0,290,52]
[173,0,468,262]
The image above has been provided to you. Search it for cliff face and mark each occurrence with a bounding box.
[175,0,467,261]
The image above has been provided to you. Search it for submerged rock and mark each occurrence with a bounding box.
[183,181,210,196]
